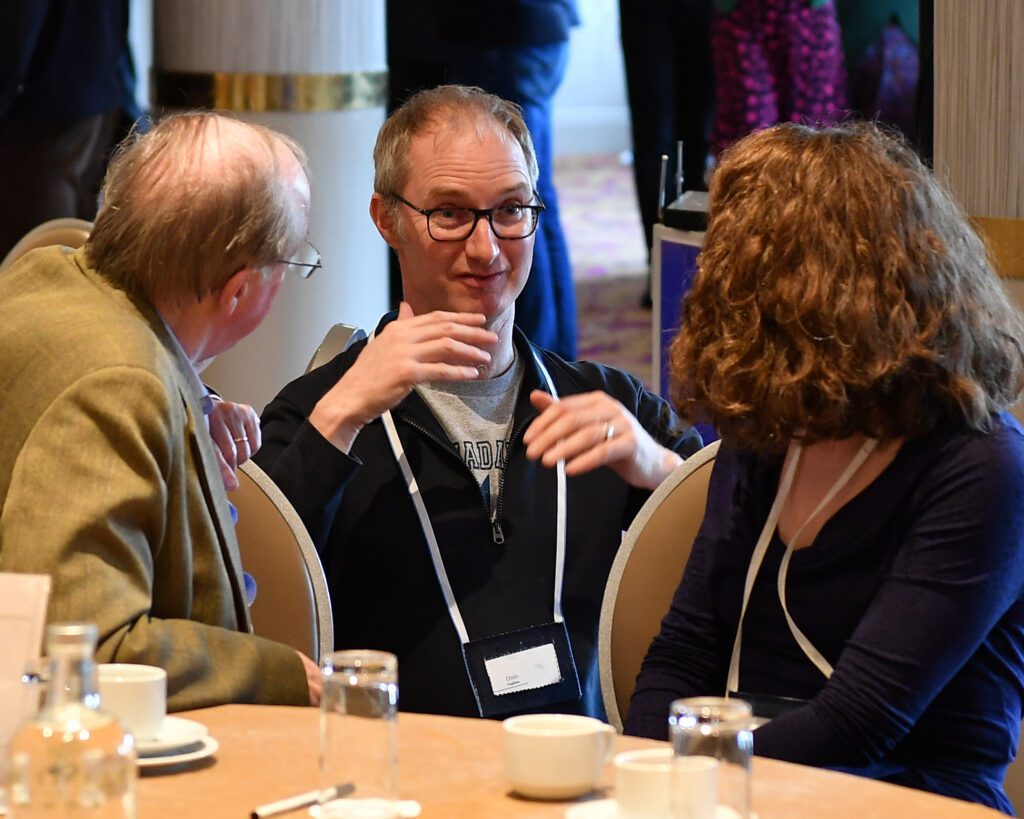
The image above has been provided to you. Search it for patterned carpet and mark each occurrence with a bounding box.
[574,273,653,387]
[554,154,655,387]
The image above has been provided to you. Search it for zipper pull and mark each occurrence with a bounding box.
[491,512,505,545]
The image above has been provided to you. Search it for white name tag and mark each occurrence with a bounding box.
[484,643,562,696]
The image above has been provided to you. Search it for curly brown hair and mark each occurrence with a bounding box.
[670,121,1024,450]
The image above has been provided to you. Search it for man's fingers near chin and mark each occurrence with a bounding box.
[428,309,487,323]
[421,344,490,368]
[428,363,483,381]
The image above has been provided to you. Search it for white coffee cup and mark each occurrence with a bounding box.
[614,748,718,819]
[503,713,616,800]
[97,663,167,741]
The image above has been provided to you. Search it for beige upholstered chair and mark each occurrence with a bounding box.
[305,323,366,373]
[233,460,333,662]
[0,218,93,271]
[598,439,720,732]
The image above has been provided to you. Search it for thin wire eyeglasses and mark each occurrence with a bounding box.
[277,239,322,278]
[390,192,545,242]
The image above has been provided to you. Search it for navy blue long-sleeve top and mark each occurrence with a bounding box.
[625,414,1024,814]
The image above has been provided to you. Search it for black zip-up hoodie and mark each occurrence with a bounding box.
[256,316,702,719]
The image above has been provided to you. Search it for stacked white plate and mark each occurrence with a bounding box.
[136,716,219,769]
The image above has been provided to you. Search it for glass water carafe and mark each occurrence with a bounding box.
[7,623,136,818]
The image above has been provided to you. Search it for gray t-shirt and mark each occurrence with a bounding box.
[415,350,525,514]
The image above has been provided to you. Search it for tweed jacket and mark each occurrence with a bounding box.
[0,246,307,710]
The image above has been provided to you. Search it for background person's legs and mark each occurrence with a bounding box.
[0,109,120,257]
[620,0,714,302]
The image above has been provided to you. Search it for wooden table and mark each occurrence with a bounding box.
[137,705,1000,818]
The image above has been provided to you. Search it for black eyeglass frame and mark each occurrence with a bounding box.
[276,239,322,279]
[390,192,546,242]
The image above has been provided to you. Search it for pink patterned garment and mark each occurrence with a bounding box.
[711,0,847,155]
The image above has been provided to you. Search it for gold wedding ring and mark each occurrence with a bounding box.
[233,436,249,444]
[602,422,616,442]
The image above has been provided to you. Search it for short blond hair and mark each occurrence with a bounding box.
[87,112,309,306]
[374,85,539,206]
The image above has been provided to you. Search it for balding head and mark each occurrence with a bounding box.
[87,112,310,307]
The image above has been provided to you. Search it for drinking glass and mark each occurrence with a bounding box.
[670,697,753,819]
[318,650,398,819]
[2,660,47,812]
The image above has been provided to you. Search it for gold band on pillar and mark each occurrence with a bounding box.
[971,216,1024,280]
[152,70,387,112]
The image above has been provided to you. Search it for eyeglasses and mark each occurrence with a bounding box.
[277,239,322,278]
[391,192,545,242]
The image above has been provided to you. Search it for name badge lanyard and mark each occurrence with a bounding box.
[726,437,878,695]
[376,334,577,713]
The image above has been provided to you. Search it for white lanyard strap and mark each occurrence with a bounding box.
[531,350,568,624]
[377,331,566,645]
[726,437,878,693]
[726,445,801,695]
[381,408,470,642]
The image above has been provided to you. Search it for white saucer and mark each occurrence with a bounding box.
[137,735,219,769]
[565,800,749,819]
[564,801,616,819]
[136,716,208,756]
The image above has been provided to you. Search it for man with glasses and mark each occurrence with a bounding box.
[206,238,321,489]
[257,86,701,719]
[0,112,322,710]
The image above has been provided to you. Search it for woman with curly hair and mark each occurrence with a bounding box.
[624,121,1024,812]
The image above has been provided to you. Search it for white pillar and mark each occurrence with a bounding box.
[152,0,388,410]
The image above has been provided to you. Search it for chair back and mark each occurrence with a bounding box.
[1,218,93,271]
[305,323,367,373]
[233,460,333,662]
[598,440,720,732]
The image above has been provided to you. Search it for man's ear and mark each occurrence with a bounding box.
[370,193,401,249]
[214,267,254,317]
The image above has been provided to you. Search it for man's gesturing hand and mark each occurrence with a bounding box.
[309,302,498,452]
[523,390,682,490]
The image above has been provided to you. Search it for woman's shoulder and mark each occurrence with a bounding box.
[901,413,1024,510]
[925,412,1024,469]
[707,441,785,515]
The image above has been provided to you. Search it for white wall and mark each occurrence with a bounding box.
[553,0,632,156]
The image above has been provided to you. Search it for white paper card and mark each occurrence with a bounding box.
[0,573,51,747]
[484,643,561,696]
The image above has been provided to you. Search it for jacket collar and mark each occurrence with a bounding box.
[73,249,251,627]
